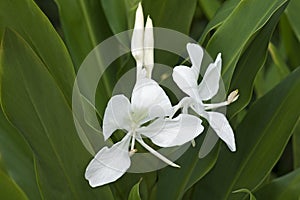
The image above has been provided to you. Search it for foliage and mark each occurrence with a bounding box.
[0,0,299,199]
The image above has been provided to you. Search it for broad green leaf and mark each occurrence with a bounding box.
[292,118,300,169]
[233,189,256,200]
[286,0,300,41]
[0,0,75,103]
[55,0,117,117]
[255,168,300,199]
[279,14,300,69]
[227,5,287,117]
[199,0,241,43]
[205,0,289,90]
[268,42,290,78]
[156,135,219,200]
[0,29,113,199]
[0,170,28,200]
[128,179,142,200]
[0,110,42,200]
[101,0,139,34]
[143,0,197,34]
[198,0,221,20]
[54,0,112,69]
[194,67,300,200]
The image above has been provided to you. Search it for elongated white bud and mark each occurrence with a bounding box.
[144,16,154,78]
[131,2,144,79]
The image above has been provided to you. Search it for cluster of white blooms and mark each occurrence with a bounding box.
[85,3,239,187]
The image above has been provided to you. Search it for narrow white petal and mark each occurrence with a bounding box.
[198,53,222,101]
[131,78,172,121]
[85,136,131,187]
[172,65,201,102]
[103,95,131,140]
[144,16,154,78]
[187,43,204,77]
[205,111,236,151]
[131,2,144,76]
[139,114,204,147]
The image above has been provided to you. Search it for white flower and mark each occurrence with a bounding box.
[172,43,239,152]
[85,78,203,187]
[85,5,203,188]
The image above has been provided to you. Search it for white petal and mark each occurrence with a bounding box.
[131,2,144,72]
[131,78,172,121]
[139,114,204,147]
[198,53,222,101]
[144,16,154,78]
[205,111,236,151]
[85,136,131,187]
[187,43,203,77]
[172,65,201,102]
[103,95,131,140]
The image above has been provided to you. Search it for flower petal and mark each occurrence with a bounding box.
[198,53,222,101]
[103,95,131,140]
[172,65,201,102]
[205,111,236,151]
[85,135,131,187]
[139,114,204,147]
[131,78,172,121]
[187,43,204,77]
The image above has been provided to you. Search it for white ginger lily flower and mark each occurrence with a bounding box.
[85,78,203,187]
[172,43,239,152]
[85,5,204,188]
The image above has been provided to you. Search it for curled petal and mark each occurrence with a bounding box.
[85,135,131,187]
[131,78,172,121]
[103,95,131,140]
[173,65,201,102]
[198,53,222,101]
[139,114,204,147]
[187,43,204,77]
[205,111,236,151]
[144,16,154,78]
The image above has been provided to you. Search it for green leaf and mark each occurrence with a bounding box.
[279,14,300,69]
[55,0,117,113]
[0,28,113,199]
[0,110,42,199]
[286,0,300,41]
[143,0,197,34]
[268,43,290,78]
[156,136,219,200]
[101,0,139,34]
[233,189,256,200]
[194,67,300,200]
[204,0,289,90]
[128,179,142,200]
[227,4,287,117]
[54,0,112,69]
[199,0,239,44]
[255,168,300,199]
[0,170,29,200]
[292,118,300,169]
[198,0,221,20]
[0,0,75,103]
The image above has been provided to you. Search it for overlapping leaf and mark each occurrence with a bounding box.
[0,29,113,199]
[193,67,300,200]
